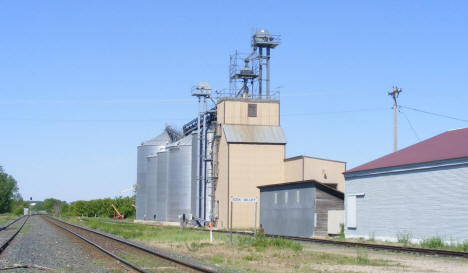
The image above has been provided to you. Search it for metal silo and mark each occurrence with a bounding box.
[167,135,193,222]
[136,128,174,220]
[156,150,168,221]
[190,132,199,218]
[136,145,153,220]
[146,154,158,221]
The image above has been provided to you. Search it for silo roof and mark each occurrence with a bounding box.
[223,124,286,144]
[142,131,171,146]
[142,126,181,146]
[167,134,192,147]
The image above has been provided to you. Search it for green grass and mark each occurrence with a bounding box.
[396,231,412,247]
[236,233,303,252]
[420,237,445,249]
[65,217,216,243]
[418,236,468,252]
[0,214,18,225]
[62,217,403,272]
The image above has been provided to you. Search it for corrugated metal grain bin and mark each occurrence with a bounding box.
[191,132,199,218]
[156,150,168,221]
[146,154,158,221]
[136,145,154,220]
[136,131,171,220]
[166,135,192,222]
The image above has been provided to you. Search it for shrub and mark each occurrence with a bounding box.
[396,231,412,246]
[338,223,345,239]
[420,237,445,249]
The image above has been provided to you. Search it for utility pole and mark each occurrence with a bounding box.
[388,86,402,152]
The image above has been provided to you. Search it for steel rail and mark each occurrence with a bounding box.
[0,216,29,254]
[44,217,150,273]
[0,215,27,231]
[210,229,468,258]
[82,219,468,258]
[44,216,219,273]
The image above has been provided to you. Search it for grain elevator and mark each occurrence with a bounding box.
[136,30,346,228]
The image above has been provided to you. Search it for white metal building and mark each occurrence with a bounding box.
[344,128,468,243]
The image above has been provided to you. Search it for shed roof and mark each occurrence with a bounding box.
[223,124,286,144]
[258,179,344,199]
[347,128,468,173]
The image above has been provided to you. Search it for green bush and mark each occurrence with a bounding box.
[12,206,24,216]
[420,237,445,249]
[39,196,135,218]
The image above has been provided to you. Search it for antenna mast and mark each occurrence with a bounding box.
[388,86,402,152]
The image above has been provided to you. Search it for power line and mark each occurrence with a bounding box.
[400,105,468,123]
[398,107,420,141]
[281,107,391,117]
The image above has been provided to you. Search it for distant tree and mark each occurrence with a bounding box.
[60,202,71,215]
[32,201,45,211]
[0,166,20,213]
[43,198,61,214]
[71,200,88,216]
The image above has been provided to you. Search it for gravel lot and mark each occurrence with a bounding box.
[0,215,125,272]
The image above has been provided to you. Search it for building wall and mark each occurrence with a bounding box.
[213,129,229,228]
[228,143,285,228]
[217,99,280,126]
[314,186,344,236]
[260,184,315,237]
[345,158,468,242]
[284,158,303,182]
[283,156,346,192]
[304,157,345,192]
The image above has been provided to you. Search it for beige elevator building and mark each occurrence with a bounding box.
[212,98,345,228]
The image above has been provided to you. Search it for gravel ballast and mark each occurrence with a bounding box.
[0,215,121,272]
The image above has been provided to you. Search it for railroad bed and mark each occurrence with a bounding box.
[209,229,468,259]
[0,216,29,255]
[82,217,468,259]
[44,216,220,273]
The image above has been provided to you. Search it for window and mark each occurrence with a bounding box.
[284,191,288,204]
[296,190,300,203]
[248,104,257,117]
[274,193,278,204]
[346,196,357,228]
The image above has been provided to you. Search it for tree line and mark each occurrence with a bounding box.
[0,165,135,218]
[0,166,27,215]
[35,196,136,218]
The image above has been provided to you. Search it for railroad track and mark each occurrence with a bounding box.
[75,218,468,259]
[209,229,468,259]
[0,215,27,231]
[0,215,30,254]
[43,216,219,273]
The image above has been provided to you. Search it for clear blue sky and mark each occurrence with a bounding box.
[1,1,467,202]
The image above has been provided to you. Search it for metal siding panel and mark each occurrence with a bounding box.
[345,161,468,242]
[167,137,192,222]
[136,145,160,220]
[260,184,315,238]
[146,155,158,221]
[223,125,286,144]
[156,151,168,221]
[191,133,199,218]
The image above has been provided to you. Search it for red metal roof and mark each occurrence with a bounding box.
[346,128,468,173]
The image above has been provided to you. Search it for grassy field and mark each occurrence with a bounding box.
[62,217,402,273]
[0,214,19,226]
